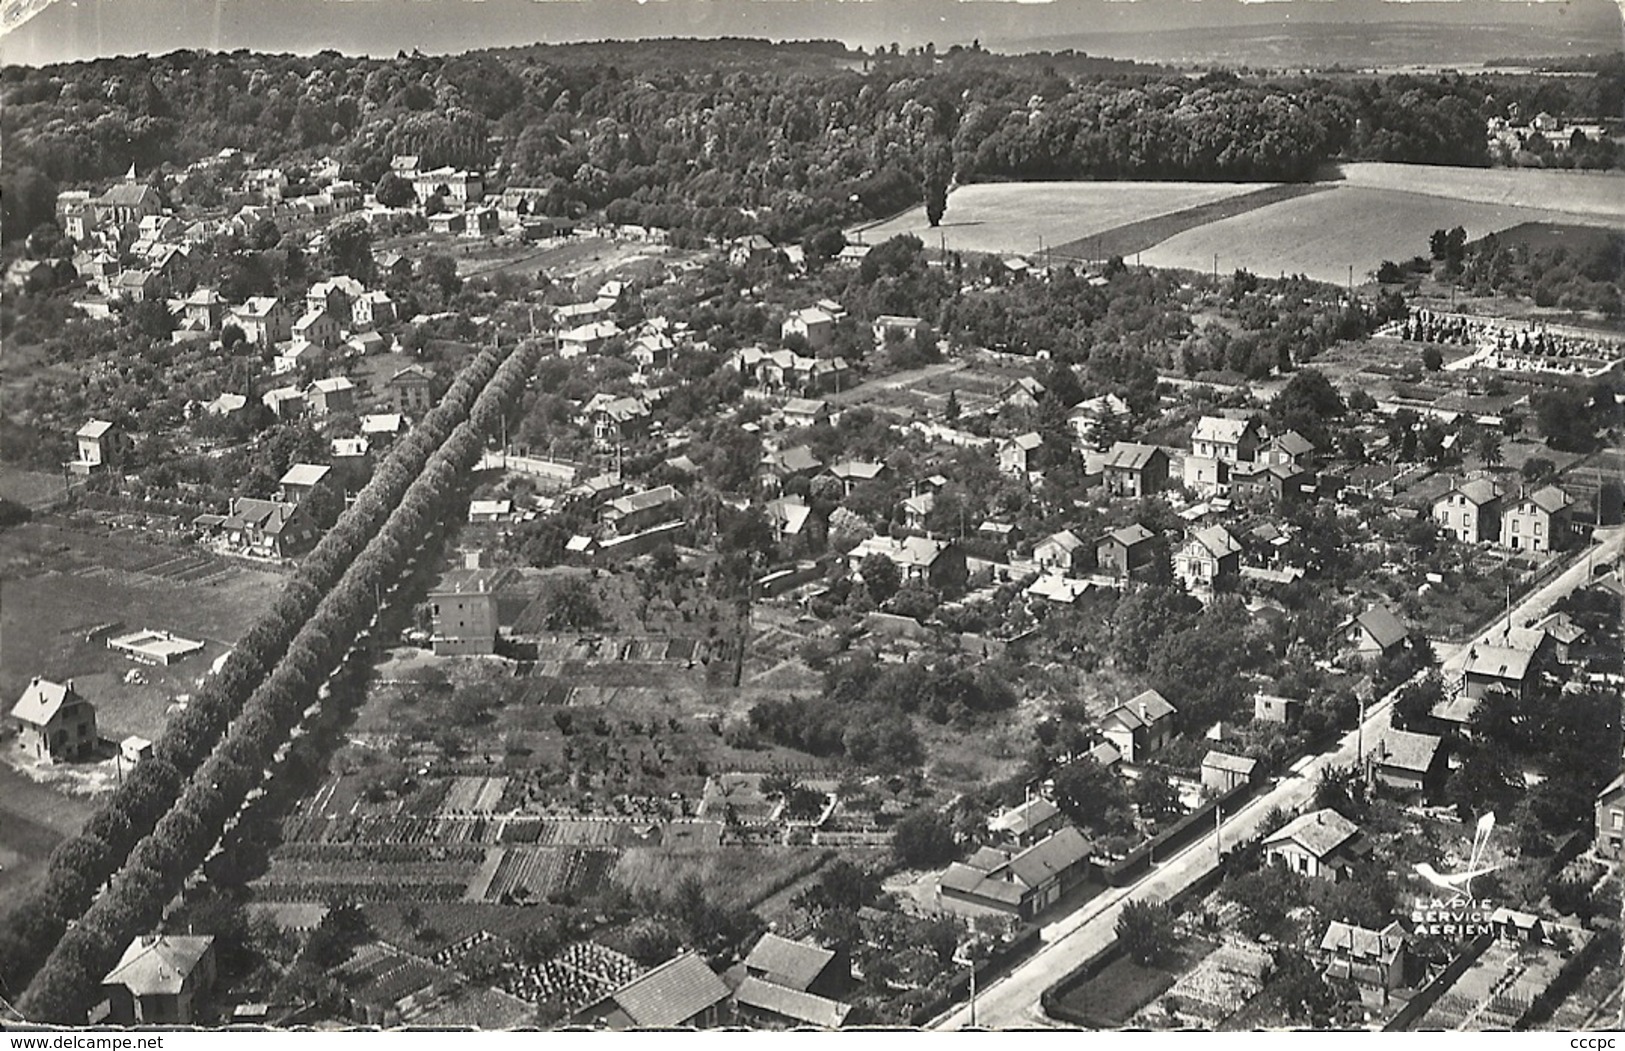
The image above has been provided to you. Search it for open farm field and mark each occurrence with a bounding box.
[1338,163,1625,223]
[856,180,1276,258]
[1138,186,1609,286]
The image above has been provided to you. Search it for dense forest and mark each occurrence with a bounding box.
[3,39,1622,246]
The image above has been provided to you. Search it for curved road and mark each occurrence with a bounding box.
[937,527,1624,1030]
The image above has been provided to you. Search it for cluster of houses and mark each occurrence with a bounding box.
[1430,477,1577,555]
[192,462,336,560]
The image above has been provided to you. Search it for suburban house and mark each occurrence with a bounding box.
[781,398,831,430]
[575,952,730,1029]
[1067,392,1128,444]
[1034,530,1086,575]
[412,166,484,205]
[428,571,501,656]
[204,393,247,418]
[1096,524,1157,581]
[262,386,307,421]
[900,491,935,532]
[214,497,318,558]
[939,826,1092,921]
[351,290,396,329]
[1101,442,1169,498]
[1191,415,1262,465]
[100,934,216,1025]
[10,677,99,763]
[1499,485,1573,554]
[1364,727,1447,796]
[1253,693,1304,726]
[231,296,290,346]
[583,394,653,448]
[1319,921,1407,1007]
[73,419,115,473]
[781,306,838,349]
[871,315,926,346]
[181,288,227,330]
[728,234,777,268]
[292,307,343,351]
[1263,808,1365,881]
[91,179,164,227]
[1259,430,1317,472]
[1432,477,1504,545]
[1233,462,1313,507]
[847,535,967,593]
[741,933,850,1000]
[1596,773,1625,860]
[827,460,886,496]
[278,463,332,504]
[997,376,1045,410]
[307,376,356,416]
[1200,750,1259,794]
[765,496,813,542]
[1459,644,1538,702]
[988,796,1065,850]
[1531,612,1586,665]
[307,276,363,317]
[998,432,1044,476]
[1174,525,1242,592]
[767,445,823,485]
[1098,689,1178,764]
[384,364,436,416]
[1348,605,1409,658]
[602,485,682,536]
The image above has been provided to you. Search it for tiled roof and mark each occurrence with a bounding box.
[1103,442,1162,472]
[1370,727,1442,775]
[602,952,728,1028]
[1265,807,1359,859]
[1201,750,1258,776]
[1038,530,1084,553]
[734,976,851,1029]
[1192,416,1254,445]
[989,796,1061,837]
[1320,921,1404,965]
[1191,525,1242,559]
[279,463,331,488]
[1103,523,1155,549]
[1462,644,1535,682]
[1356,605,1409,650]
[1452,477,1503,506]
[1527,485,1572,514]
[743,933,835,992]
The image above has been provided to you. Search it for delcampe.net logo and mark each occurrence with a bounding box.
[1409,812,1500,938]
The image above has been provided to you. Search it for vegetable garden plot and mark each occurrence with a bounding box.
[482,847,617,902]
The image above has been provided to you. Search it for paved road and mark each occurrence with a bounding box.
[938,527,1623,1030]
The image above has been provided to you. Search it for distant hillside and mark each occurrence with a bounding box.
[2,0,1620,68]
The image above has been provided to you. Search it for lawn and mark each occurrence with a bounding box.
[856,180,1277,259]
[0,758,98,921]
[0,521,285,742]
[1140,185,1609,287]
[610,845,830,913]
[1054,952,1179,1028]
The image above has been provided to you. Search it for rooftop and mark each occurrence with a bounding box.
[1265,807,1360,859]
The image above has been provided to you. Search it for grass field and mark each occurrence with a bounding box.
[0,761,97,921]
[1139,185,1601,286]
[856,180,1276,258]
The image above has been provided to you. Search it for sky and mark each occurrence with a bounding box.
[0,0,1620,68]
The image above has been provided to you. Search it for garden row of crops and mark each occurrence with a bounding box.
[483,847,616,903]
[440,934,643,1013]
[273,842,486,864]
[252,879,469,904]
[262,858,478,882]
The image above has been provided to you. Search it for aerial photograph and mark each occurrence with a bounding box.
[0,0,1621,1032]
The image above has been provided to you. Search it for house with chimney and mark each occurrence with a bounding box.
[307,376,356,416]
[1263,808,1365,881]
[939,826,1092,921]
[1364,726,1446,796]
[351,290,396,330]
[72,419,117,474]
[292,306,343,351]
[10,677,99,763]
[1259,430,1317,472]
[1319,921,1407,1008]
[1096,524,1157,581]
[212,496,318,559]
[601,485,683,536]
[100,934,216,1025]
[872,315,926,346]
[231,296,290,346]
[998,432,1044,476]
[1099,689,1178,764]
[181,288,227,331]
[1101,442,1169,498]
[1174,525,1242,593]
[1347,604,1409,659]
[1432,477,1504,545]
[1458,644,1539,702]
[1499,485,1573,554]
[428,570,501,656]
[846,535,967,593]
[1184,415,1261,497]
[988,796,1065,850]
